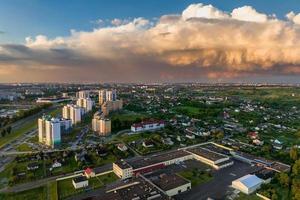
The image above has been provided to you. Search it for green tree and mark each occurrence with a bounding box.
[290,147,299,161]
[292,160,300,176]
[292,178,300,200]
[278,172,289,187]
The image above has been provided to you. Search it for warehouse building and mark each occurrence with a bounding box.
[186,147,233,169]
[113,150,193,179]
[151,174,191,197]
[232,174,263,194]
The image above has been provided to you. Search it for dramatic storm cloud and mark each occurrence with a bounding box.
[2,3,300,82]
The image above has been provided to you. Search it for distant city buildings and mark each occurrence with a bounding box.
[76,90,90,99]
[62,104,83,125]
[92,112,111,136]
[38,115,71,148]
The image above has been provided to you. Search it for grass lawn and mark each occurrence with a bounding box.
[173,106,200,115]
[120,132,151,143]
[235,193,261,200]
[16,143,33,151]
[0,186,47,200]
[57,173,118,199]
[48,181,58,200]
[178,168,213,187]
[0,120,36,148]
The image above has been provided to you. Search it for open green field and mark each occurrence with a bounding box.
[0,186,47,200]
[235,193,261,200]
[173,106,201,115]
[16,143,33,151]
[178,168,213,187]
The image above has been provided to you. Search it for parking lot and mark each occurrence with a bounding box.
[175,159,262,200]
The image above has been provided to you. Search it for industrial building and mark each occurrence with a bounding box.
[93,177,169,200]
[113,150,193,179]
[151,174,191,197]
[186,146,234,169]
[232,174,263,194]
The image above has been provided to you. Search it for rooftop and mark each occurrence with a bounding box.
[132,119,165,128]
[152,174,190,191]
[186,147,227,162]
[234,174,263,188]
[92,177,168,200]
[127,150,190,170]
[114,160,132,169]
[73,176,87,183]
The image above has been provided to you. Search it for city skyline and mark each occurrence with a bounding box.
[2,1,300,83]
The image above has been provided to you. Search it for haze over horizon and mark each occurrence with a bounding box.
[2,0,300,83]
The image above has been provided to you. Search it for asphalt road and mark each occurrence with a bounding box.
[0,163,112,193]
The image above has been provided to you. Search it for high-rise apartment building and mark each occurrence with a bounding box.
[38,116,71,148]
[62,104,83,125]
[99,90,107,105]
[76,97,93,112]
[99,89,117,105]
[106,89,117,101]
[92,112,111,136]
[76,90,90,99]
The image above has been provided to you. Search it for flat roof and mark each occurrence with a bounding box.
[114,160,131,169]
[201,143,231,155]
[187,147,227,161]
[152,174,190,191]
[128,150,191,170]
[270,162,291,172]
[92,178,168,200]
[73,176,87,183]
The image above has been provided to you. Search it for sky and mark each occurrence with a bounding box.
[1,0,300,83]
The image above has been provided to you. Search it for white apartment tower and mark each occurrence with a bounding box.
[99,90,106,105]
[62,104,82,125]
[106,89,117,101]
[77,90,90,99]
[76,97,93,112]
[38,116,70,148]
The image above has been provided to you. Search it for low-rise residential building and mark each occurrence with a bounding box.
[27,162,39,171]
[131,120,165,133]
[117,143,128,151]
[72,176,88,189]
[84,168,95,178]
